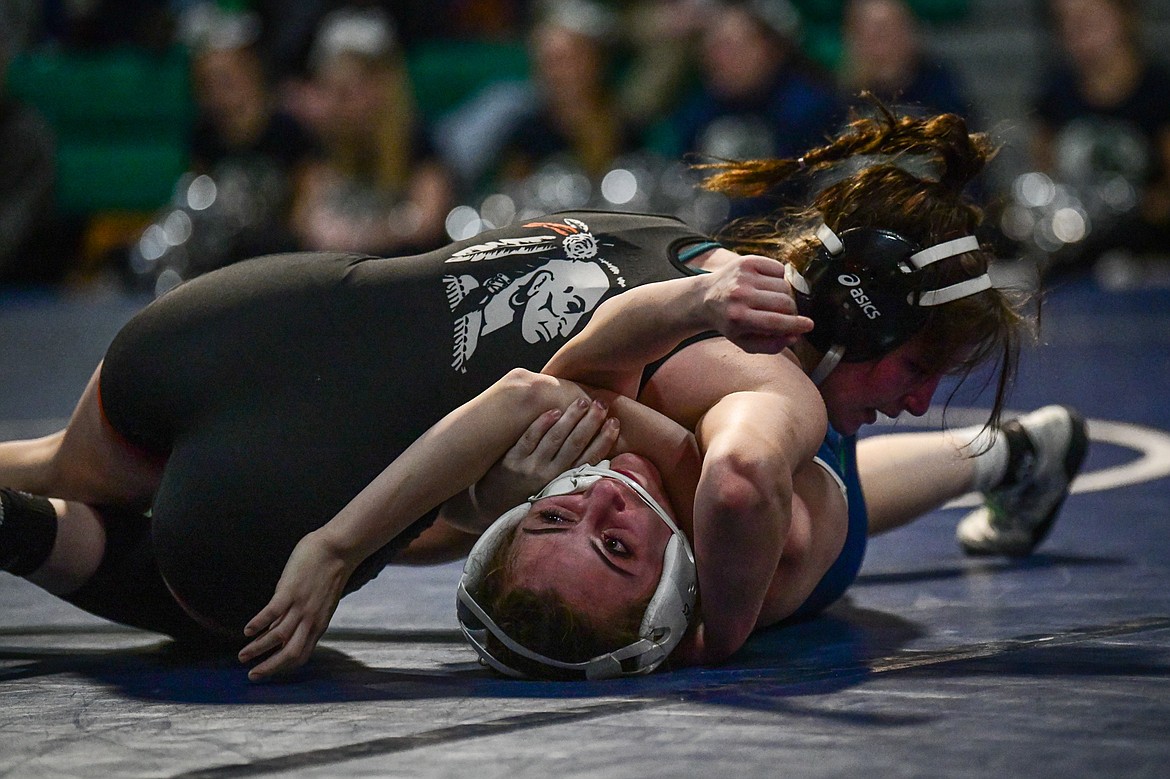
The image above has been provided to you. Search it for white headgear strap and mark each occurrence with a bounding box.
[908,235,991,306]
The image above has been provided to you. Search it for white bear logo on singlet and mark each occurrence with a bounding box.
[442,218,622,373]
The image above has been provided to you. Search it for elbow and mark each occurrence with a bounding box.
[496,368,581,416]
[705,448,790,527]
[675,623,749,668]
[498,367,556,403]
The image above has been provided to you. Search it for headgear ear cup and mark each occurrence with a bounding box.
[638,534,696,645]
[790,223,991,367]
[456,502,529,630]
[795,227,928,362]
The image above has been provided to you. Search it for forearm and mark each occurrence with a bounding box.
[543,248,808,396]
[542,267,713,394]
[686,389,821,662]
[314,370,589,567]
[439,387,700,533]
[690,413,793,661]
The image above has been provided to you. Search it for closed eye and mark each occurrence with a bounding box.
[539,509,570,524]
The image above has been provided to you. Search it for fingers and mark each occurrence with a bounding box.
[245,621,315,681]
[239,613,321,681]
[532,397,610,465]
[508,407,565,459]
[555,398,610,462]
[575,416,620,466]
[238,625,284,665]
[243,598,285,639]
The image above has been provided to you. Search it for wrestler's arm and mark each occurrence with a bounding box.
[434,249,812,533]
[651,342,827,666]
[239,369,603,679]
[542,248,813,396]
[239,370,699,680]
[544,247,825,663]
[429,388,622,541]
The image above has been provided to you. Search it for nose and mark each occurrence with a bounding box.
[581,478,632,527]
[903,374,943,417]
[584,479,628,511]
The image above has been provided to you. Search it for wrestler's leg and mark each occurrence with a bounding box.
[1,488,210,641]
[23,497,107,594]
[858,428,982,535]
[0,364,163,508]
[860,407,1088,557]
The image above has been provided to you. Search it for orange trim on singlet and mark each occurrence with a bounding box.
[162,575,239,641]
[95,380,169,466]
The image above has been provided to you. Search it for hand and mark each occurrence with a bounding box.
[472,397,619,517]
[701,251,813,354]
[238,531,354,681]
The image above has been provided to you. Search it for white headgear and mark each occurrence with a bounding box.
[457,461,697,680]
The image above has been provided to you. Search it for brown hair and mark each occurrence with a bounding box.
[697,105,1033,431]
[473,529,650,680]
[317,47,418,191]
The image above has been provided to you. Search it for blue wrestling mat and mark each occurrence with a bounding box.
[2,269,1169,778]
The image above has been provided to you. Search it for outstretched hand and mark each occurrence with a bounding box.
[701,251,814,354]
[238,531,354,681]
[470,396,618,519]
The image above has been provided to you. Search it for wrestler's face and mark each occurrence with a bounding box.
[702,7,785,99]
[518,261,610,344]
[507,454,676,626]
[843,0,918,80]
[1052,0,1129,68]
[818,335,947,435]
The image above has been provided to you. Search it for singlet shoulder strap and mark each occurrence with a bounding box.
[639,331,723,393]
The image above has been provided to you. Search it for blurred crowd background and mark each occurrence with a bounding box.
[1,0,1168,295]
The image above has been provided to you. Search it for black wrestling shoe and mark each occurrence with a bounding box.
[956,406,1089,557]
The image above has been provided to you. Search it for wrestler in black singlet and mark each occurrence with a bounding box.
[97,211,711,635]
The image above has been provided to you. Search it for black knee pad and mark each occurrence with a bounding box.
[0,488,58,576]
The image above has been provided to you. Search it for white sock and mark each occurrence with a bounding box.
[949,423,1010,492]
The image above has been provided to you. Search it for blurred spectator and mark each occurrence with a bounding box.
[666,0,844,163]
[245,1,500,90]
[433,0,637,199]
[614,0,708,133]
[185,6,324,259]
[839,0,972,120]
[287,6,455,254]
[126,6,328,295]
[491,0,636,186]
[664,0,844,219]
[0,32,66,284]
[1029,0,1170,274]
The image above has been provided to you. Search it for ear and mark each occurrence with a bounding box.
[511,269,553,307]
[527,269,553,295]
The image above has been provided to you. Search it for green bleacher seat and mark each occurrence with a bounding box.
[406,39,529,121]
[6,46,193,214]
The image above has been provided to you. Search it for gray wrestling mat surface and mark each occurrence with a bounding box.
[2,272,1169,778]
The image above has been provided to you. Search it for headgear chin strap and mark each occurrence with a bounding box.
[787,222,992,383]
[456,461,698,680]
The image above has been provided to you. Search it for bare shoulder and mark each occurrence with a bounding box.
[639,336,825,431]
[755,457,850,628]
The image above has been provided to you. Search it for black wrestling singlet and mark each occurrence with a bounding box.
[98,211,714,632]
